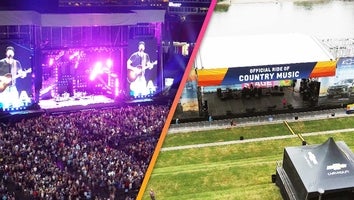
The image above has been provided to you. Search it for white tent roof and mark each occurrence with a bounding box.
[197,33,335,69]
[0,10,165,26]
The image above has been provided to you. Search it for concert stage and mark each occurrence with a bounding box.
[0,95,158,123]
[39,95,115,110]
[39,94,156,113]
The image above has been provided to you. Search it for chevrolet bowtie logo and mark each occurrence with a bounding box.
[327,163,347,171]
[342,59,354,65]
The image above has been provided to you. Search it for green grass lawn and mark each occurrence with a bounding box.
[163,117,354,147]
[141,116,354,200]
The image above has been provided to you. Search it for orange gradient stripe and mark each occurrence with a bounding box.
[197,68,229,86]
[309,60,337,78]
[136,0,217,199]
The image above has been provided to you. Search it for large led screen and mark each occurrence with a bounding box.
[126,39,158,98]
[38,47,122,109]
[0,44,34,112]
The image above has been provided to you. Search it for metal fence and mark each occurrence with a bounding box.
[168,108,349,134]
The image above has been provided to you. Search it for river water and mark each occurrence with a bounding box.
[206,0,354,39]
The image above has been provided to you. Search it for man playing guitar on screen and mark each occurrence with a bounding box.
[127,41,157,97]
[0,46,31,108]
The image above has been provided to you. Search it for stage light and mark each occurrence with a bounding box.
[115,79,119,97]
[74,61,79,69]
[49,58,54,66]
[90,62,103,81]
[165,78,174,87]
[69,51,80,60]
[106,59,113,69]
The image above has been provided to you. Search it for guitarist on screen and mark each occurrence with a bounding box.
[127,41,157,97]
[0,46,29,107]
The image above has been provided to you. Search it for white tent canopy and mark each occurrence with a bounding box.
[0,10,165,26]
[197,33,335,69]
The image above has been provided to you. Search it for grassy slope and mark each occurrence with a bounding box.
[142,117,354,200]
[163,117,354,147]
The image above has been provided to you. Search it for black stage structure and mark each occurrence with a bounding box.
[275,137,354,200]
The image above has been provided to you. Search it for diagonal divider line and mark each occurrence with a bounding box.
[283,120,307,144]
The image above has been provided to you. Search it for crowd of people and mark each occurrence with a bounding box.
[0,104,169,200]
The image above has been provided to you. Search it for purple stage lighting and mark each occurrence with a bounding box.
[90,61,103,81]
[49,58,54,66]
[106,58,113,69]
[74,61,79,69]
[115,78,119,97]
[69,51,80,60]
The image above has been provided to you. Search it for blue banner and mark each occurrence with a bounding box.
[221,62,317,85]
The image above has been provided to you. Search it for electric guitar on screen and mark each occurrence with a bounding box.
[127,60,157,83]
[0,68,32,93]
